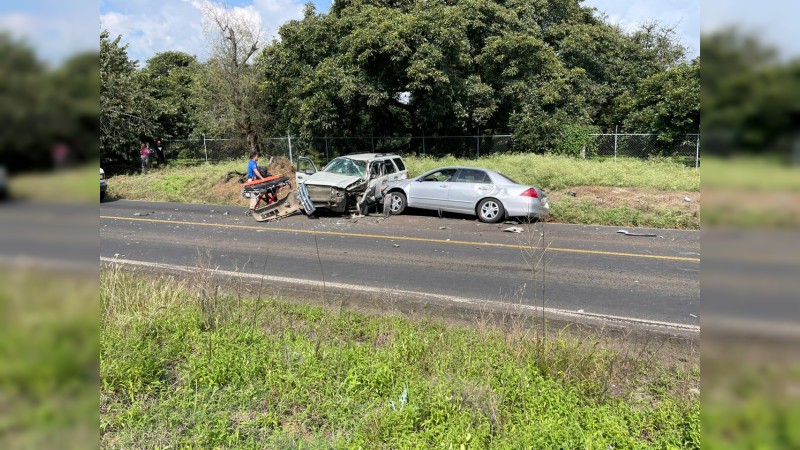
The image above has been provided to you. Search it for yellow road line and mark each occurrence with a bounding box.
[100,215,701,263]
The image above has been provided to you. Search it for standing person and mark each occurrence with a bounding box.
[155,139,166,167]
[139,142,150,173]
[145,142,153,170]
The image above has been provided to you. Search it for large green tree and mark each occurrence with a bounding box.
[255,0,690,154]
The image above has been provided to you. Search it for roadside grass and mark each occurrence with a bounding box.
[702,156,800,228]
[101,268,699,448]
[9,165,98,203]
[405,154,699,192]
[0,268,98,448]
[107,154,701,229]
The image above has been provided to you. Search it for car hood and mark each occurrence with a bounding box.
[303,172,363,189]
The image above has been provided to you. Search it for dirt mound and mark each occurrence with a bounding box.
[212,156,298,205]
[550,186,700,212]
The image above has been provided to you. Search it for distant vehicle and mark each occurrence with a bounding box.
[0,166,7,200]
[100,168,107,201]
[297,153,408,214]
[383,167,549,223]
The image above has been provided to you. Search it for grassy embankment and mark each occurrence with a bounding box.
[101,268,699,448]
[107,154,700,229]
[8,165,99,203]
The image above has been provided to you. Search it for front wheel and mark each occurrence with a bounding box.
[477,198,504,223]
[387,191,407,215]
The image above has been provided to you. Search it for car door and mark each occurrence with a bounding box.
[295,157,318,184]
[446,169,493,213]
[407,168,458,209]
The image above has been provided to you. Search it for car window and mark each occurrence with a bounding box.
[454,169,489,184]
[383,160,396,174]
[322,158,366,177]
[392,157,406,171]
[489,171,518,185]
[421,168,458,182]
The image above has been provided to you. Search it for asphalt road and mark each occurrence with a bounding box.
[100,199,700,329]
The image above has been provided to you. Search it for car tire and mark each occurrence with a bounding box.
[387,191,407,215]
[100,191,106,202]
[477,198,504,223]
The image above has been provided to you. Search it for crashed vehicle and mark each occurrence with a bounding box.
[296,153,408,214]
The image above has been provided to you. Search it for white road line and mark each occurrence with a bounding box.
[100,257,700,333]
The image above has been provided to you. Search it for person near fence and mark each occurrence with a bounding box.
[139,142,150,173]
[155,139,165,167]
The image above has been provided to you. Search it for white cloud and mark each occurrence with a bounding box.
[100,0,305,64]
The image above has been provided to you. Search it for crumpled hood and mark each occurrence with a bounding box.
[303,172,363,189]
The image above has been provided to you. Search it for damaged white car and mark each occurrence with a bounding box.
[296,153,408,215]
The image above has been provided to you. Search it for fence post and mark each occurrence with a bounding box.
[203,134,208,162]
[614,126,618,163]
[476,131,480,158]
[695,134,700,169]
[325,136,329,162]
[287,133,293,164]
[422,135,425,156]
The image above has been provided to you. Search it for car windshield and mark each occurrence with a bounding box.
[322,157,367,178]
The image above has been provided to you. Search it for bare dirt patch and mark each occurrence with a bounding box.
[550,186,700,214]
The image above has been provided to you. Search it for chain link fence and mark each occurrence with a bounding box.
[584,133,700,167]
[161,133,700,167]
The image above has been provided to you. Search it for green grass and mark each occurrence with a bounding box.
[551,198,699,230]
[702,156,800,191]
[101,269,699,449]
[405,154,699,192]
[107,160,245,203]
[9,165,100,203]
[0,268,98,448]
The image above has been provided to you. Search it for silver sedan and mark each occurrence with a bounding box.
[383,167,549,223]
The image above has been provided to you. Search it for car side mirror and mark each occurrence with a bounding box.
[304,170,314,175]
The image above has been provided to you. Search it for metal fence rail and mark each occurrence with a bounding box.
[160,133,700,168]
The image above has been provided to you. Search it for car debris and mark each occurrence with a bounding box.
[393,244,400,248]
[616,229,657,237]
[504,226,524,233]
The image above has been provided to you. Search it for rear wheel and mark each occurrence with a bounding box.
[388,191,407,215]
[477,198,504,223]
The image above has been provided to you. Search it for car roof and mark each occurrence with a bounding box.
[342,153,401,161]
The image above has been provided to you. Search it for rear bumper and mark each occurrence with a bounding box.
[506,198,549,219]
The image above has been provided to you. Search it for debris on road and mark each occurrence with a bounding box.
[439,226,448,230]
[133,211,154,217]
[393,244,400,248]
[616,229,657,237]
[504,226,524,233]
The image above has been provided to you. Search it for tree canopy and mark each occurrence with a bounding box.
[99,0,702,168]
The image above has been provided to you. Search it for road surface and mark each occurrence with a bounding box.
[100,200,699,331]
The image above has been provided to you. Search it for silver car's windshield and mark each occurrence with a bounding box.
[322,158,366,178]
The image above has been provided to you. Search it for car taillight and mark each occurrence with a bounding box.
[520,188,538,198]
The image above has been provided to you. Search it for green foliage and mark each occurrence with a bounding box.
[701,29,800,155]
[141,51,199,141]
[101,30,156,169]
[101,270,699,448]
[0,33,99,172]
[617,59,700,147]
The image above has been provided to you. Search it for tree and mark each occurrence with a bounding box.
[142,51,199,140]
[255,0,689,155]
[615,58,700,147]
[100,30,155,169]
[194,2,268,152]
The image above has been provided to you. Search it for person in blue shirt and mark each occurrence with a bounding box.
[247,151,265,181]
